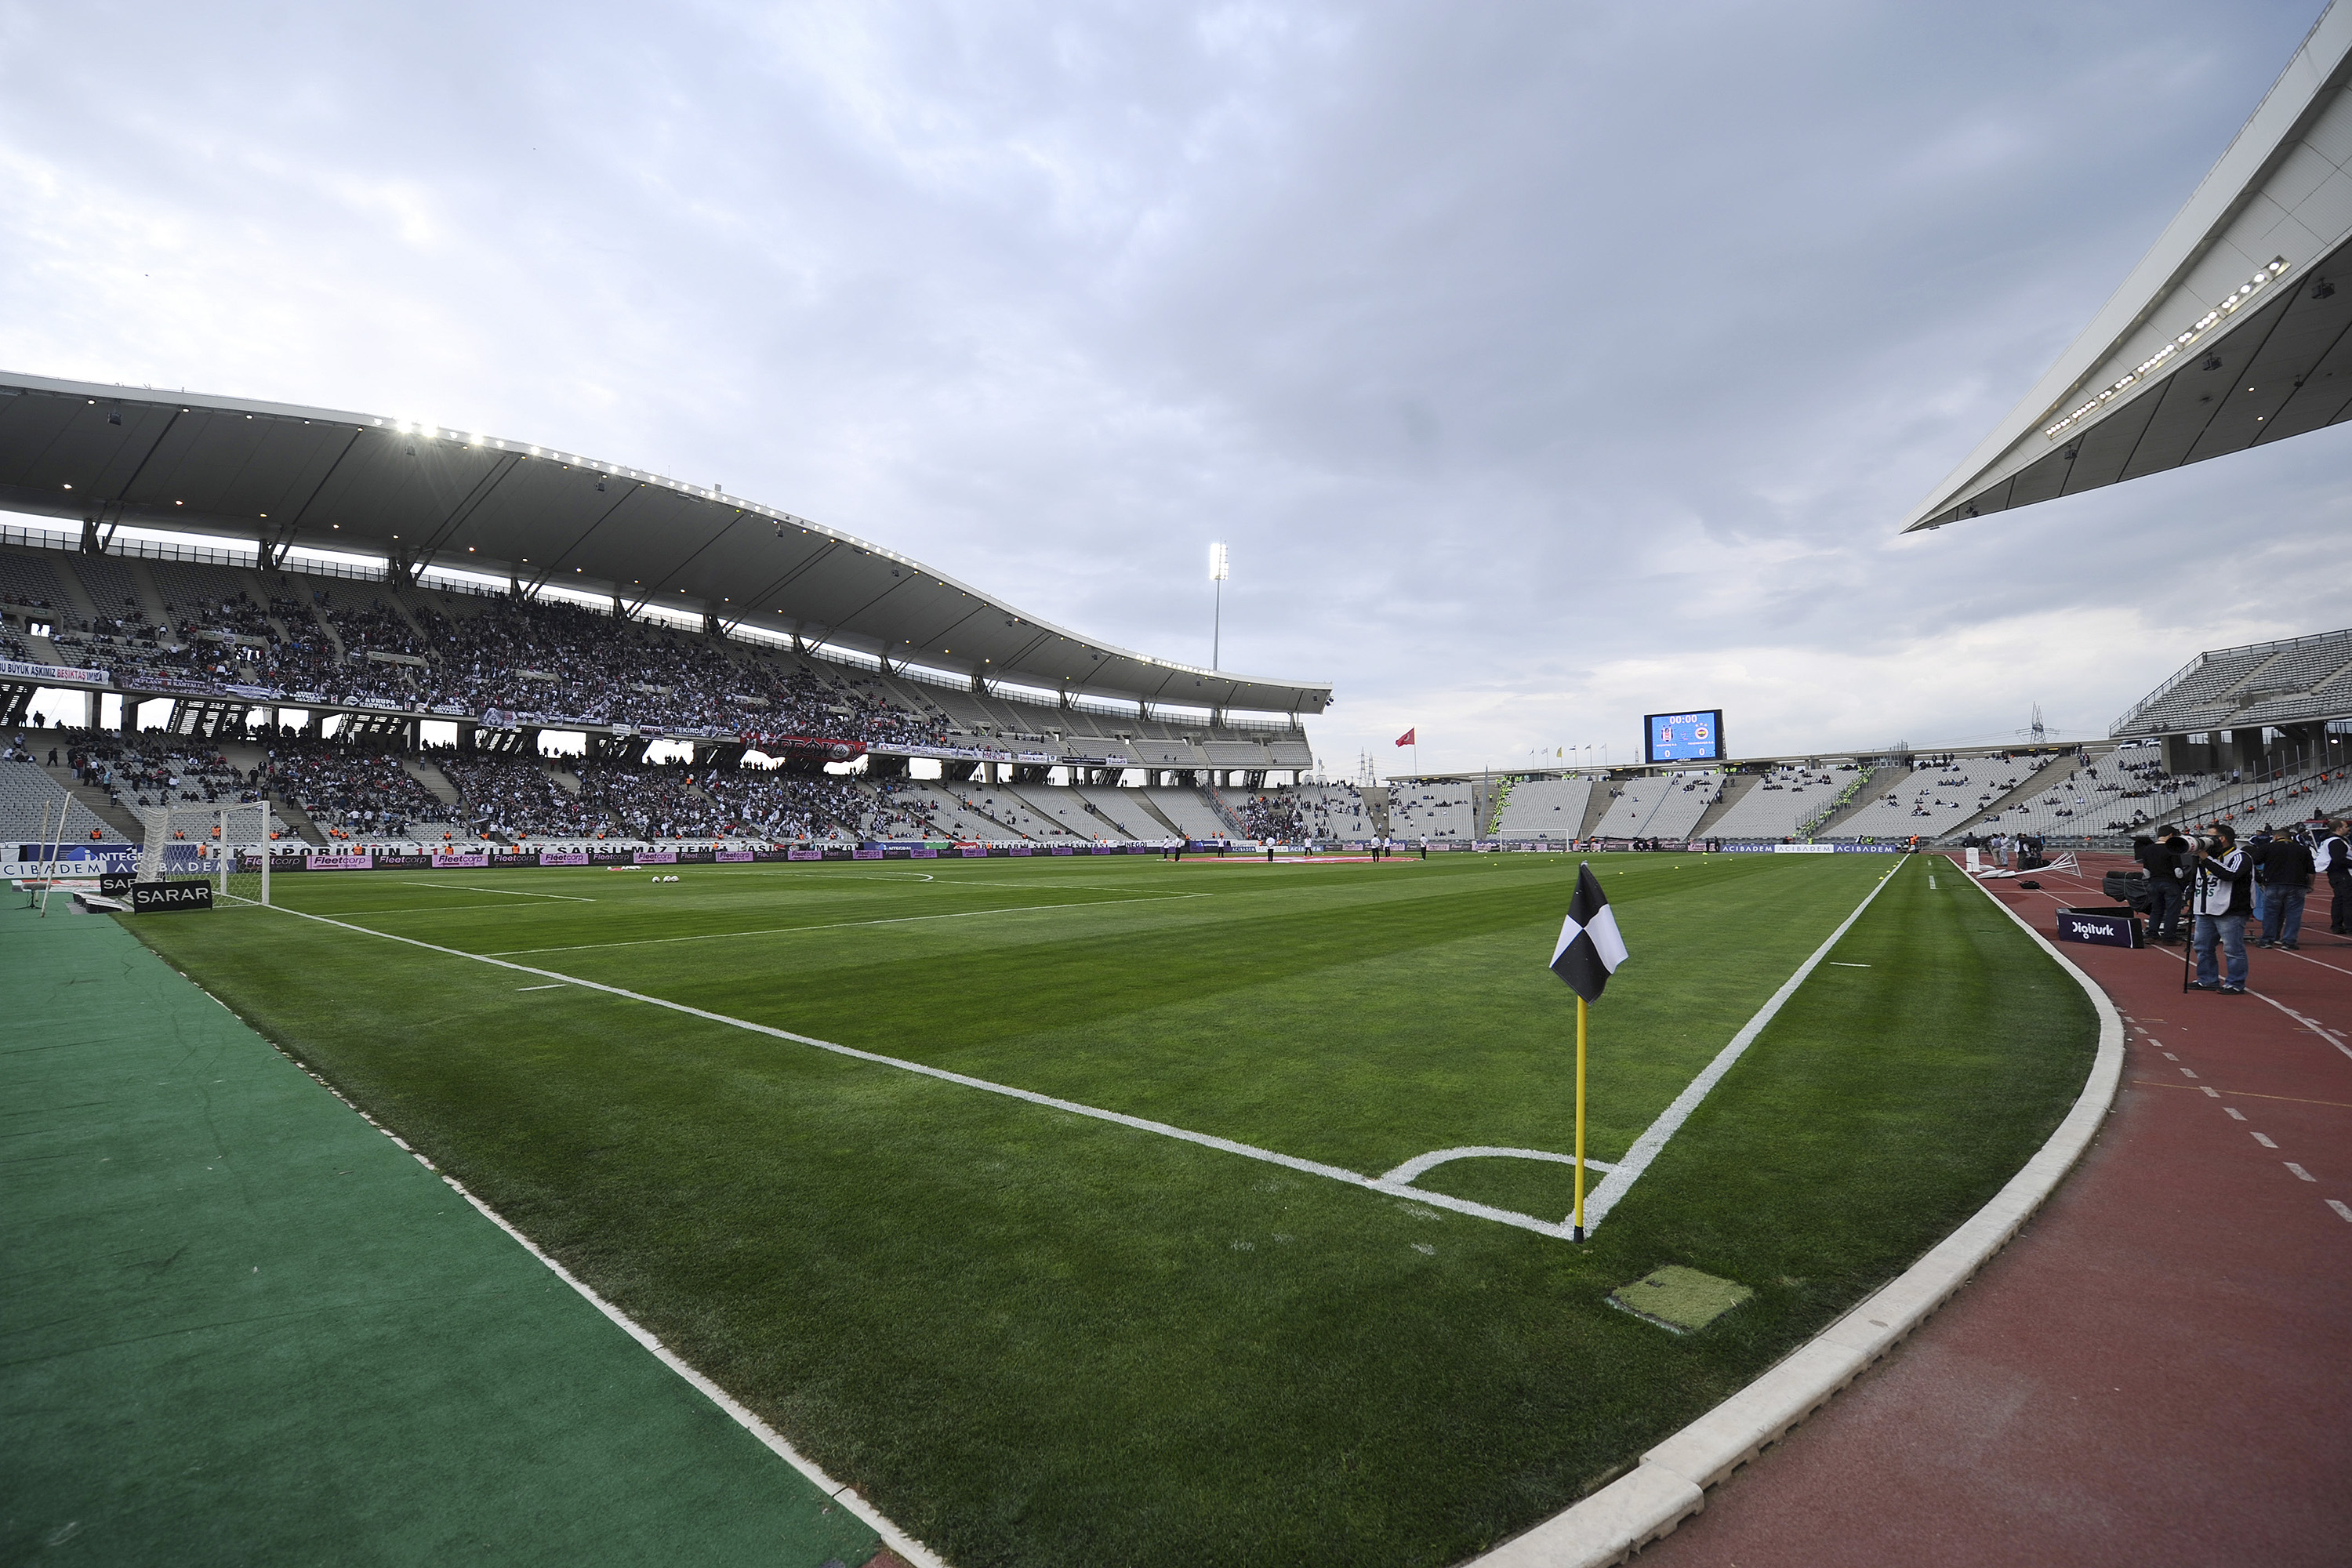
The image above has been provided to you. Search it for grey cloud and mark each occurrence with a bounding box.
[1,0,2339,771]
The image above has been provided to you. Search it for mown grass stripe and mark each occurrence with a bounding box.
[260,899,1584,1240]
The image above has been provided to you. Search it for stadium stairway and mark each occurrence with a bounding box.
[122,557,171,630]
[1689,772,1762,837]
[401,757,463,811]
[1809,764,1907,837]
[1202,785,1247,838]
[1361,786,1392,838]
[47,553,103,624]
[267,794,332,848]
[1943,751,2082,840]
[1574,785,1615,840]
[38,760,143,842]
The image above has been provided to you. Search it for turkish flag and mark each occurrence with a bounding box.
[1395,728,1416,746]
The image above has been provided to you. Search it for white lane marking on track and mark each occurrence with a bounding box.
[2201,1086,2220,1098]
[2329,1200,2352,1222]
[2285,1162,2317,1181]
[2271,947,2352,978]
[2252,1131,2278,1148]
[256,904,1584,1243]
[2245,989,2352,1062]
[2224,1106,2246,1120]
[486,892,1211,956]
[1577,858,1909,1232]
[1379,1145,1618,1185]
[397,880,595,902]
[2180,1067,2198,1079]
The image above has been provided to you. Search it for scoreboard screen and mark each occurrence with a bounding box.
[1644,710,1725,764]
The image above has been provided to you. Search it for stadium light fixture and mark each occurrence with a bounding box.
[1208,542,1230,670]
[2042,257,2287,440]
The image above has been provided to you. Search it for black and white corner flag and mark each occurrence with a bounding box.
[1549,862,1629,1003]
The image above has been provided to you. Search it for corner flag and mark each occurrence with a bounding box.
[1549,860,1627,1243]
[1549,862,1628,1002]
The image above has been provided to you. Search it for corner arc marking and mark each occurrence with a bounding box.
[1379,1146,1619,1186]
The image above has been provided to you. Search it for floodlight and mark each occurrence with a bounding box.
[1209,542,1229,581]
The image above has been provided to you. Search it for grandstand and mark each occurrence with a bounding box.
[1385,780,1483,840]
[1699,763,1862,841]
[1492,775,1594,840]
[1588,771,1720,840]
[0,371,1328,861]
[1822,756,2040,841]
[3,747,125,844]
[2110,626,2352,749]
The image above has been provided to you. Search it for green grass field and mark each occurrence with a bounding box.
[129,850,2096,1567]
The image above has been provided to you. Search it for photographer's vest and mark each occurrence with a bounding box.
[2195,848,2248,917]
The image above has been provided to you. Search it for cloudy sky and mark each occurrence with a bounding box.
[3,1,2344,774]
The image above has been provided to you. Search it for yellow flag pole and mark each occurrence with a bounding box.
[1573,993,1588,1243]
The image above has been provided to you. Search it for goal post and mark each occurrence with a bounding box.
[135,802,276,907]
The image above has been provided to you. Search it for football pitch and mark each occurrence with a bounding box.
[131,850,2096,1567]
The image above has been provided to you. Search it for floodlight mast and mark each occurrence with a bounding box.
[1208,542,1230,670]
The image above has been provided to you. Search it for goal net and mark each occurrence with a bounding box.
[136,802,276,906]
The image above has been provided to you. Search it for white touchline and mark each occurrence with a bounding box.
[260,902,1585,1242]
[1575,858,1909,1232]
[1828,961,1871,967]
[516,983,566,992]
[396,880,595,902]
[487,892,1212,956]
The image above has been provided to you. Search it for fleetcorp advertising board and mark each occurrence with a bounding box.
[1644,710,1725,764]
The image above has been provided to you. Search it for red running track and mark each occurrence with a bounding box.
[1636,851,2351,1568]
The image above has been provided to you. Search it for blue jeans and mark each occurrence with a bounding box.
[2194,913,2248,989]
[2261,886,2306,946]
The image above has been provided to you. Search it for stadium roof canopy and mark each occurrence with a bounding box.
[0,371,1331,717]
[1903,3,2352,532]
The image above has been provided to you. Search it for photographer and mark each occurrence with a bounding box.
[2318,818,2350,937]
[2143,825,2189,945]
[2255,827,2314,951]
[2187,823,2252,994]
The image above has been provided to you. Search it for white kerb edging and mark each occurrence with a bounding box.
[1465,866,2124,1568]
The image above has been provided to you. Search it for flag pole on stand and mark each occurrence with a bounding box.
[1549,861,1629,1243]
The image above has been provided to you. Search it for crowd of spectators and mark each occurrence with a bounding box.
[435,753,615,840]
[59,735,260,811]
[694,768,865,840]
[261,735,448,836]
